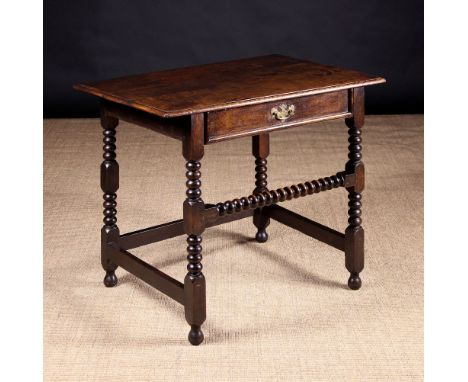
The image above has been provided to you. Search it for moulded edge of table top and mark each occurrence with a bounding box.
[74,55,386,118]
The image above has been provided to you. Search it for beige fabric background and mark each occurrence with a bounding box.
[44,115,423,381]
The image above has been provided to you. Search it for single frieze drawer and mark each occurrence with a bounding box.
[206,90,350,143]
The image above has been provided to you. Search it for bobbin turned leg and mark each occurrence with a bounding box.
[100,109,119,287]
[252,134,270,243]
[183,114,206,345]
[345,88,365,290]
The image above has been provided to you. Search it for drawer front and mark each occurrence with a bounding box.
[206,90,350,143]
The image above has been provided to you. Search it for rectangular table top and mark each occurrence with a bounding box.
[75,54,385,118]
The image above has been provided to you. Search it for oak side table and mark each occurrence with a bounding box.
[75,55,385,345]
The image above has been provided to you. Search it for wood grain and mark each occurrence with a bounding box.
[206,90,349,143]
[75,54,385,118]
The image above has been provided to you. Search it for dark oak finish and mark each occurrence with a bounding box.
[252,134,270,243]
[75,55,385,345]
[345,87,365,290]
[182,114,206,345]
[100,111,119,288]
[203,204,254,227]
[120,206,254,251]
[120,219,185,251]
[74,55,384,118]
[206,90,349,143]
[266,205,345,251]
[103,99,188,141]
[109,244,184,304]
[216,172,346,216]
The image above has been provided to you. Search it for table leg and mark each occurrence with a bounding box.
[345,88,365,290]
[100,111,119,287]
[183,114,206,345]
[252,134,270,243]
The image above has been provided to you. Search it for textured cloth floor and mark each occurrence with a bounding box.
[44,115,423,381]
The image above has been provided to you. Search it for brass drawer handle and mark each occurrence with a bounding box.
[271,103,296,121]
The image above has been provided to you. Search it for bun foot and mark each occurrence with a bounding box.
[348,273,362,290]
[255,229,269,243]
[103,271,118,287]
[188,325,204,345]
